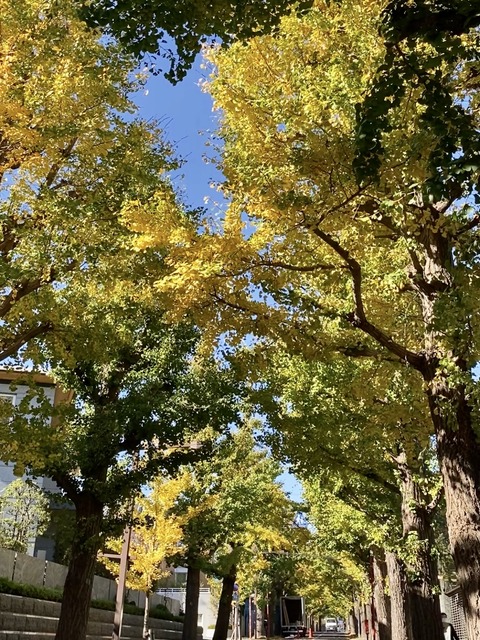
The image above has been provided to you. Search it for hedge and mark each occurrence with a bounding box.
[0,576,183,621]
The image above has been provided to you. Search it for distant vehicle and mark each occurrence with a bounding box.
[280,596,307,637]
[325,618,338,632]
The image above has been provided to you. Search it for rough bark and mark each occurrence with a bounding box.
[395,453,444,640]
[386,551,411,640]
[349,218,480,639]
[430,389,480,640]
[320,183,480,639]
[212,564,237,640]
[182,563,201,640]
[55,492,104,640]
[372,551,391,640]
[415,224,480,640]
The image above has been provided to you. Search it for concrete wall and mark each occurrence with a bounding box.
[0,548,181,616]
[158,588,215,636]
[0,592,198,640]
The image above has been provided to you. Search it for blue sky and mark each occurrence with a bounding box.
[134,60,225,212]
[133,60,303,505]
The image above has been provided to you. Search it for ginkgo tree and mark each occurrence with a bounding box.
[0,8,244,640]
[0,478,49,553]
[3,291,242,640]
[129,0,480,636]
[0,0,177,363]
[166,426,299,640]
[101,474,189,638]
[255,348,444,640]
[83,0,314,82]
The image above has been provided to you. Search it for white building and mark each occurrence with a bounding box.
[0,369,72,560]
[158,568,217,636]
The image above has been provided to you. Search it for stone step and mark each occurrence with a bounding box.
[0,593,193,640]
[0,611,58,634]
[0,633,56,640]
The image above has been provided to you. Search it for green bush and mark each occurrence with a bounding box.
[0,577,62,602]
[0,577,183,621]
[153,602,183,621]
[90,598,182,621]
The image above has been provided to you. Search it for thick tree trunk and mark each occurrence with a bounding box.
[414,229,480,640]
[430,389,480,640]
[386,551,411,640]
[212,564,237,640]
[372,551,391,640]
[182,563,201,640]
[55,492,104,640]
[395,452,444,640]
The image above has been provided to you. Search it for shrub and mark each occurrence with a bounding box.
[152,602,184,622]
[0,577,62,602]
[0,577,183,621]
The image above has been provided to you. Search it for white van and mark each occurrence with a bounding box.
[325,618,338,632]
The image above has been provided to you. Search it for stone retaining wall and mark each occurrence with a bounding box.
[0,593,202,640]
[0,548,180,615]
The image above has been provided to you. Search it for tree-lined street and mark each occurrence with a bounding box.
[0,1,479,640]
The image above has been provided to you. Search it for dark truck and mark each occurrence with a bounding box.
[280,596,306,637]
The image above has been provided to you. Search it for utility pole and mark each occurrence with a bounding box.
[112,525,133,640]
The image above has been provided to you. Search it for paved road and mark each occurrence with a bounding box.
[312,633,350,639]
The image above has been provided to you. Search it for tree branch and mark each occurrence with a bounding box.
[43,138,78,188]
[0,322,53,361]
[313,440,401,496]
[455,213,480,236]
[337,343,406,364]
[253,258,344,272]
[311,225,425,370]
[0,261,77,319]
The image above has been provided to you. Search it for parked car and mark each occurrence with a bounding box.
[325,618,338,632]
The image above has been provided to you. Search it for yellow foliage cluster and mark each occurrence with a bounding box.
[123,0,427,364]
[0,0,183,362]
[101,475,189,593]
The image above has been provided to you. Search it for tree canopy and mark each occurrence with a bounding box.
[0,478,49,553]
[82,0,314,81]
[139,1,480,636]
[0,0,178,362]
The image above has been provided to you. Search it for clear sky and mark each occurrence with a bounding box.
[134,59,304,506]
[134,59,226,212]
